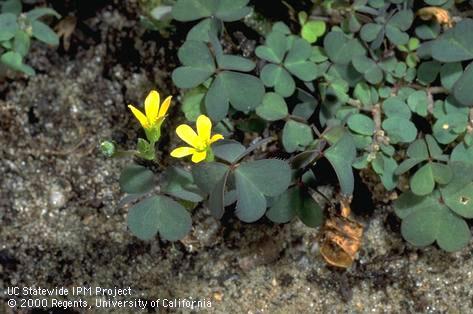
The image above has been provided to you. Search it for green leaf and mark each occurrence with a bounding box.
[441,162,473,218]
[360,23,383,42]
[385,24,409,45]
[384,96,411,119]
[433,113,468,144]
[212,140,245,163]
[255,31,287,63]
[395,158,423,175]
[364,65,383,84]
[285,60,318,81]
[236,159,291,197]
[272,21,291,35]
[407,138,429,161]
[234,169,266,222]
[293,90,317,119]
[388,10,413,31]
[161,167,204,202]
[379,155,398,190]
[398,194,470,252]
[453,62,473,106]
[394,191,438,219]
[181,86,206,121]
[186,17,220,42]
[407,91,428,117]
[173,67,215,89]
[260,64,295,97]
[440,62,463,91]
[26,7,61,20]
[310,46,328,63]
[417,61,440,85]
[328,63,363,87]
[296,192,323,227]
[127,195,192,241]
[410,163,435,196]
[217,54,255,72]
[208,170,230,219]
[204,75,228,121]
[435,210,471,252]
[382,117,417,144]
[31,20,59,45]
[284,38,318,81]
[347,113,375,136]
[451,143,473,165]
[0,51,35,75]
[353,82,378,107]
[266,187,298,223]
[425,134,444,160]
[301,20,326,44]
[282,120,314,153]
[323,31,365,65]
[431,162,452,185]
[1,0,21,15]
[215,0,251,21]
[415,22,440,40]
[256,92,288,121]
[431,19,473,62]
[0,13,18,41]
[172,40,216,88]
[324,133,356,195]
[191,162,229,194]
[207,71,264,120]
[119,164,154,194]
[13,30,30,57]
[172,0,217,21]
[347,13,361,33]
[352,55,383,84]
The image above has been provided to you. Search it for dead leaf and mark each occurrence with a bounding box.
[55,16,77,51]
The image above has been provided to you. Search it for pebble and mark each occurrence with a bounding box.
[48,184,67,209]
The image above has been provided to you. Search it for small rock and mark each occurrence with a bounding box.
[49,188,67,209]
[238,236,283,271]
[213,291,223,302]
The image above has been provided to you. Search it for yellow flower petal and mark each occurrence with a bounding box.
[158,95,172,118]
[170,146,196,158]
[210,134,224,143]
[145,90,160,125]
[196,115,212,141]
[191,150,207,163]
[128,105,150,129]
[176,124,202,148]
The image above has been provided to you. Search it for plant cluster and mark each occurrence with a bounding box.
[0,0,59,75]
[107,0,473,256]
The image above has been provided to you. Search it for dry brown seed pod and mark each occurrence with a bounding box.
[319,200,364,268]
[417,7,453,28]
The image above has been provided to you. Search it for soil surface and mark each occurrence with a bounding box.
[1,1,473,313]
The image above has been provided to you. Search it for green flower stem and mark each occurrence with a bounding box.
[114,150,140,158]
[205,149,215,162]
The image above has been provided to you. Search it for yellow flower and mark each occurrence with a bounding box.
[171,115,224,163]
[128,90,172,142]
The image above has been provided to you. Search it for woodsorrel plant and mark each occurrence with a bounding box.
[104,0,473,265]
[0,0,60,75]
